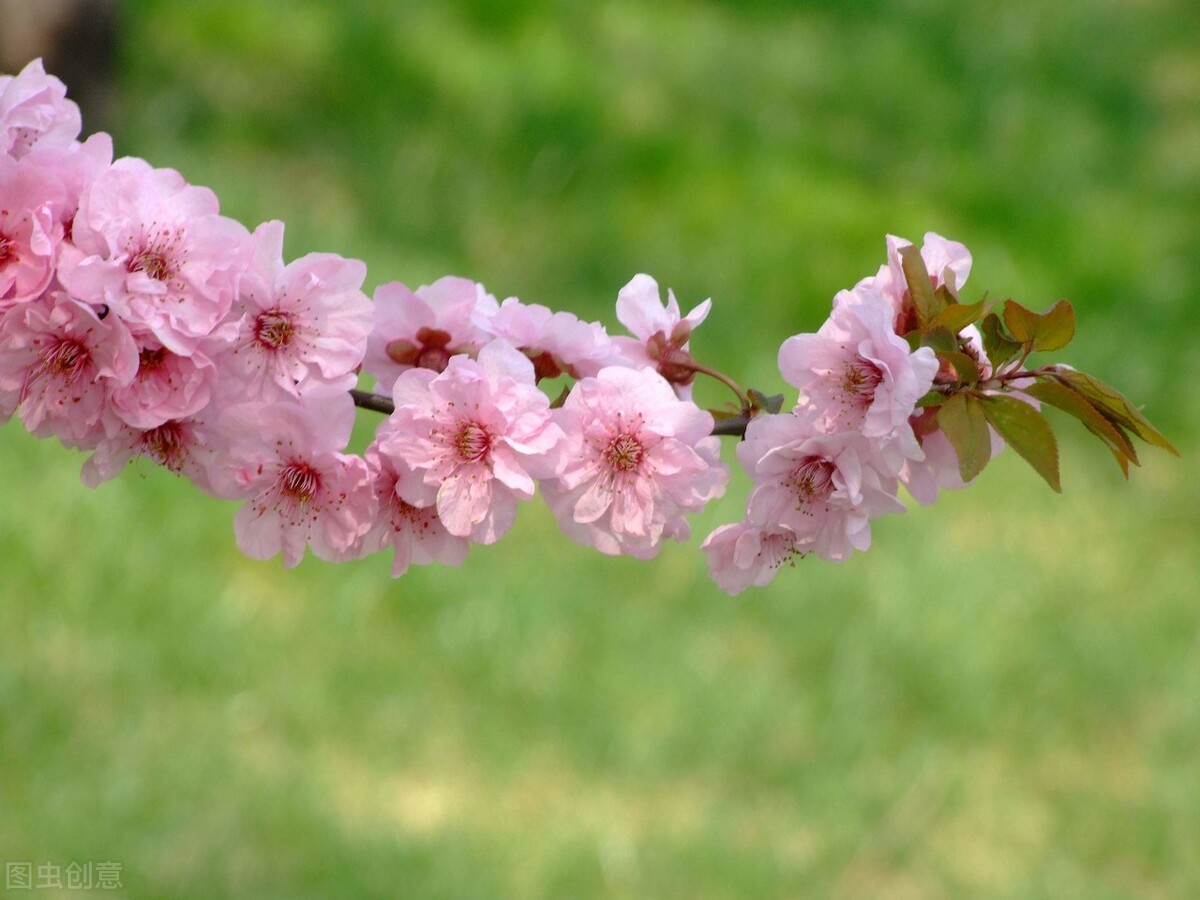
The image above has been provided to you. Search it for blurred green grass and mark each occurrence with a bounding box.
[2,1,1198,897]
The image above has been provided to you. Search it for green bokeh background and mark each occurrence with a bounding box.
[2,2,1197,897]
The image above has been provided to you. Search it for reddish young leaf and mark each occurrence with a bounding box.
[931,298,988,334]
[899,244,938,329]
[1002,299,1076,353]
[980,394,1061,492]
[1033,299,1076,352]
[747,389,785,415]
[981,312,1022,370]
[939,350,980,386]
[1023,379,1138,476]
[938,393,992,483]
[1048,367,1179,456]
[921,326,958,353]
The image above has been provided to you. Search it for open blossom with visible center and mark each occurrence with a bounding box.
[213,390,375,568]
[56,156,249,356]
[541,366,728,559]
[477,295,617,381]
[738,411,905,562]
[779,285,937,463]
[364,276,494,393]
[0,291,137,446]
[701,521,804,596]
[82,415,219,493]
[0,58,81,160]
[612,274,711,395]
[378,340,565,544]
[362,443,469,578]
[215,220,372,401]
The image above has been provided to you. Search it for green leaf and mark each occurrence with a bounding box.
[1002,299,1076,353]
[1034,299,1076,351]
[1023,379,1137,476]
[748,389,785,415]
[1002,300,1040,343]
[931,299,988,334]
[921,326,958,353]
[937,393,992,483]
[980,394,1061,492]
[980,312,1021,369]
[938,350,980,385]
[915,390,948,408]
[1048,367,1179,456]
[899,244,937,329]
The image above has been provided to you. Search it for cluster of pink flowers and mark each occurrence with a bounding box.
[700,234,995,593]
[0,59,1001,593]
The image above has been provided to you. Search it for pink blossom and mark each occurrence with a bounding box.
[0,59,81,160]
[215,220,372,401]
[379,340,565,544]
[701,521,803,595]
[612,274,711,394]
[82,415,219,493]
[56,156,249,355]
[883,231,972,296]
[0,291,137,446]
[0,153,66,307]
[849,232,973,330]
[362,443,469,577]
[541,366,728,559]
[363,276,494,393]
[107,334,217,429]
[21,131,114,238]
[779,285,937,462]
[214,390,375,568]
[478,295,617,381]
[738,412,905,562]
[899,408,1010,506]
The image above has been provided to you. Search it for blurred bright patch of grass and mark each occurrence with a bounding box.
[2,1,1197,897]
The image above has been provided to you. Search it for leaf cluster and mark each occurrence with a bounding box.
[897,251,1176,493]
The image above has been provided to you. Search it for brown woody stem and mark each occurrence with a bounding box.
[349,388,752,438]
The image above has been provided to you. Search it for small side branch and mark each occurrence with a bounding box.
[350,388,751,438]
[350,389,394,415]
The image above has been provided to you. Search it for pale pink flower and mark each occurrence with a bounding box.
[22,131,113,239]
[0,59,81,160]
[363,276,494,393]
[56,156,249,355]
[214,390,375,568]
[0,153,66,307]
[738,412,905,562]
[215,220,372,401]
[884,231,972,296]
[779,285,937,462]
[899,407,1013,506]
[82,415,219,493]
[701,521,803,595]
[849,232,973,331]
[478,295,617,380]
[898,372,1021,506]
[107,334,217,429]
[0,291,137,446]
[362,443,469,577]
[379,340,565,544]
[541,366,728,559]
[612,274,711,395]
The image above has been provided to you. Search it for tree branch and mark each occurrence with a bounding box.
[350,389,751,438]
